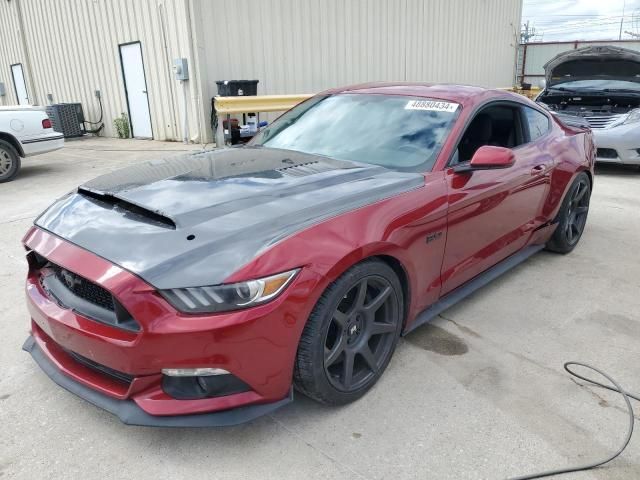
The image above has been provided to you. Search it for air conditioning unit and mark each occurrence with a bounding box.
[46,103,86,138]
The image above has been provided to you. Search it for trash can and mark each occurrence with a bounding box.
[215,80,259,96]
[214,80,260,145]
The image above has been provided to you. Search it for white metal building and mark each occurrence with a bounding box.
[518,39,640,88]
[0,0,523,143]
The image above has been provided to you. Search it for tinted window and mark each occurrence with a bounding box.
[456,104,523,163]
[524,107,549,141]
[250,94,460,172]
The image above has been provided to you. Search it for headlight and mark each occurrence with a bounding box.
[623,108,640,125]
[160,269,299,314]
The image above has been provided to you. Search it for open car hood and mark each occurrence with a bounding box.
[544,45,640,87]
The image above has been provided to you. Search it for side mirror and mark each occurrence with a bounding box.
[453,146,515,173]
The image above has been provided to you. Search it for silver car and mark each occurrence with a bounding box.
[536,45,640,166]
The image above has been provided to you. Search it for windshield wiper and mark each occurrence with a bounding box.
[547,87,587,94]
[602,88,640,95]
[548,87,617,96]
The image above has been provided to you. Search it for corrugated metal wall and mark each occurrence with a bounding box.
[198,0,522,103]
[519,40,640,88]
[0,0,30,106]
[1,0,521,143]
[0,0,205,141]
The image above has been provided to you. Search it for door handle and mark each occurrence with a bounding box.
[142,90,147,94]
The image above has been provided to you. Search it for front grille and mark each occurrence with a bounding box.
[52,265,114,311]
[65,349,134,385]
[585,114,625,129]
[597,148,618,159]
[37,257,140,332]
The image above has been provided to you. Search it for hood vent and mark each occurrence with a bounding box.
[78,187,176,229]
[276,161,337,177]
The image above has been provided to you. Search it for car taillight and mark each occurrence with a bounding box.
[42,118,52,129]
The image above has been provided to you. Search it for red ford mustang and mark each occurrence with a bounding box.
[22,84,595,426]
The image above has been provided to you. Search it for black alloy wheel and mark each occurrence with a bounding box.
[324,275,399,392]
[547,172,591,253]
[564,176,590,246]
[294,260,403,405]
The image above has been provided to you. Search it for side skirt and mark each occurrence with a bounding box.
[403,244,544,335]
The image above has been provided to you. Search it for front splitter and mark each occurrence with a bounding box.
[22,335,293,427]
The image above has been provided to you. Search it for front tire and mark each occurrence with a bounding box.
[294,259,403,405]
[546,172,591,254]
[0,140,21,183]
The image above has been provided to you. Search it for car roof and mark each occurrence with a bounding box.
[323,82,522,108]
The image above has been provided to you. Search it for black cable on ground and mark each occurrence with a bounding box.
[84,123,104,135]
[506,362,636,480]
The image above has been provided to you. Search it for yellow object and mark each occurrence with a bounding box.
[504,87,541,100]
[214,94,314,114]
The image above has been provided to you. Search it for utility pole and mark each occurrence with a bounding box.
[619,0,627,40]
[521,20,536,43]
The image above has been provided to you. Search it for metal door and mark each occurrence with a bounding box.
[119,42,153,138]
[11,64,29,105]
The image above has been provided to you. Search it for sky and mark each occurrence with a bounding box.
[522,0,640,42]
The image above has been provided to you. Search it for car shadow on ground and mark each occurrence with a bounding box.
[595,163,640,177]
[14,164,57,180]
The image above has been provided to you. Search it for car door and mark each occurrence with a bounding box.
[440,101,552,295]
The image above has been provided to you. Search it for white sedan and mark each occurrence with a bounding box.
[0,106,64,182]
[536,45,640,166]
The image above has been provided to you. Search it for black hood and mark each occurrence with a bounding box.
[544,45,640,87]
[36,147,423,289]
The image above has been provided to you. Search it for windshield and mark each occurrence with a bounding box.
[549,79,640,92]
[250,94,460,172]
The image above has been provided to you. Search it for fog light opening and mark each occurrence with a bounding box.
[161,369,252,400]
[161,367,230,377]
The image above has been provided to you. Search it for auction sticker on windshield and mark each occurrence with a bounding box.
[405,100,459,112]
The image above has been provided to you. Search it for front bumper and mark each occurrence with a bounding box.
[22,227,317,424]
[23,335,293,427]
[593,125,640,165]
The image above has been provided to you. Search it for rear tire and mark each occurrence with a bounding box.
[0,140,21,183]
[294,259,403,405]
[546,172,591,254]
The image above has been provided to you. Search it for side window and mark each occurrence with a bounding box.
[524,107,550,141]
[454,103,524,164]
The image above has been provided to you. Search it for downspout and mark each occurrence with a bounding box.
[15,0,38,104]
[182,79,188,143]
[158,2,180,140]
[185,0,205,144]
[521,43,527,86]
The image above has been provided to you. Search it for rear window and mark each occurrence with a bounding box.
[524,107,550,141]
[250,94,460,172]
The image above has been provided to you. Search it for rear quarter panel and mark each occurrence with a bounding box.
[542,118,595,222]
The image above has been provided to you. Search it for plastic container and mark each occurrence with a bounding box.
[216,80,259,96]
[246,113,257,133]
